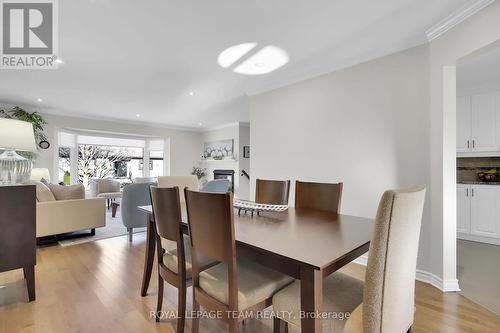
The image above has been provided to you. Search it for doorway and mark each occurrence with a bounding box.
[455,44,500,315]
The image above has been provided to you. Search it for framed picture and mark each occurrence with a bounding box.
[243,146,250,158]
[203,139,234,160]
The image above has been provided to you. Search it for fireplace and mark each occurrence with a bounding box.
[213,169,235,192]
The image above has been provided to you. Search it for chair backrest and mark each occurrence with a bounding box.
[158,176,199,203]
[185,188,238,309]
[90,178,121,196]
[134,177,158,183]
[149,186,183,243]
[255,179,291,205]
[294,180,343,213]
[121,182,155,228]
[185,189,236,264]
[363,186,426,333]
[201,179,230,193]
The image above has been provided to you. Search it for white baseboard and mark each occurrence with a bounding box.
[352,254,460,292]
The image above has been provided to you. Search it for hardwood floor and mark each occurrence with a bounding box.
[0,233,499,333]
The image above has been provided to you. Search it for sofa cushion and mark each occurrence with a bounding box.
[48,183,85,200]
[32,180,56,202]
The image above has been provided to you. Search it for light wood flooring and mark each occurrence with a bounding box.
[0,233,499,333]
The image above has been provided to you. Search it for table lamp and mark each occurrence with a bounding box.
[0,118,37,185]
[30,168,51,182]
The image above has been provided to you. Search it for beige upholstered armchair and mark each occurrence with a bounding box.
[89,178,122,209]
[272,186,426,333]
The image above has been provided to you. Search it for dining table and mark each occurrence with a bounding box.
[138,204,373,333]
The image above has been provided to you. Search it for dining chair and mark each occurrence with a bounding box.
[201,179,230,193]
[294,180,343,213]
[149,186,214,332]
[272,186,426,333]
[157,175,199,203]
[184,189,294,333]
[255,179,291,205]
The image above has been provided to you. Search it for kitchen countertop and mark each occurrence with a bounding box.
[457,181,500,185]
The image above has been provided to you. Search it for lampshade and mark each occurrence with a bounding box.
[0,118,37,151]
[30,168,51,182]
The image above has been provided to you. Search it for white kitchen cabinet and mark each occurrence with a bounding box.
[456,184,470,234]
[471,93,498,152]
[470,185,500,238]
[456,92,500,154]
[457,184,500,244]
[456,96,471,153]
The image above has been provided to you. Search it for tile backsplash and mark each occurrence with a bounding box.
[457,157,500,182]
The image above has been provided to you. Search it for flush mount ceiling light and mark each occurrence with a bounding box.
[217,43,288,75]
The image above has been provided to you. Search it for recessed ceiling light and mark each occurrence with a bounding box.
[198,122,203,126]
[217,42,257,68]
[54,58,64,64]
[189,91,195,96]
[233,45,288,75]
[37,98,43,102]
[136,114,140,118]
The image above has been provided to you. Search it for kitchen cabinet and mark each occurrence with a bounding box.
[457,184,500,245]
[456,184,470,234]
[456,92,500,154]
[457,96,471,153]
[471,93,498,151]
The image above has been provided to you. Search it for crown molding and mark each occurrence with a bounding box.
[426,0,496,42]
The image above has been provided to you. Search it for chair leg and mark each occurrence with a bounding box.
[156,274,164,322]
[177,280,187,333]
[273,318,288,333]
[23,266,35,302]
[228,319,238,333]
[192,299,200,333]
[128,228,133,242]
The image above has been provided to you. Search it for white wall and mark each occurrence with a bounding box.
[0,105,202,180]
[250,45,431,271]
[238,123,250,200]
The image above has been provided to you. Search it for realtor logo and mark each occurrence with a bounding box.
[1,0,58,69]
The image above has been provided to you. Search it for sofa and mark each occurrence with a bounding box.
[34,181,106,238]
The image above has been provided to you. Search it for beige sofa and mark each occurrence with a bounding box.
[37,198,106,237]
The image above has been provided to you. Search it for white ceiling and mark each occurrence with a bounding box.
[458,44,500,96]
[0,0,471,129]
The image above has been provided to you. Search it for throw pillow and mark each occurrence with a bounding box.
[48,183,85,200]
[32,180,56,202]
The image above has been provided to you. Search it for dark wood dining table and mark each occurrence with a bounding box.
[138,204,373,333]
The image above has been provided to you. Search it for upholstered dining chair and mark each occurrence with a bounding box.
[201,179,231,193]
[184,189,294,333]
[295,180,343,213]
[255,179,291,205]
[149,186,215,332]
[273,186,426,333]
[157,175,199,203]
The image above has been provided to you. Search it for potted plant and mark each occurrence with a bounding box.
[191,166,207,183]
[0,106,48,159]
